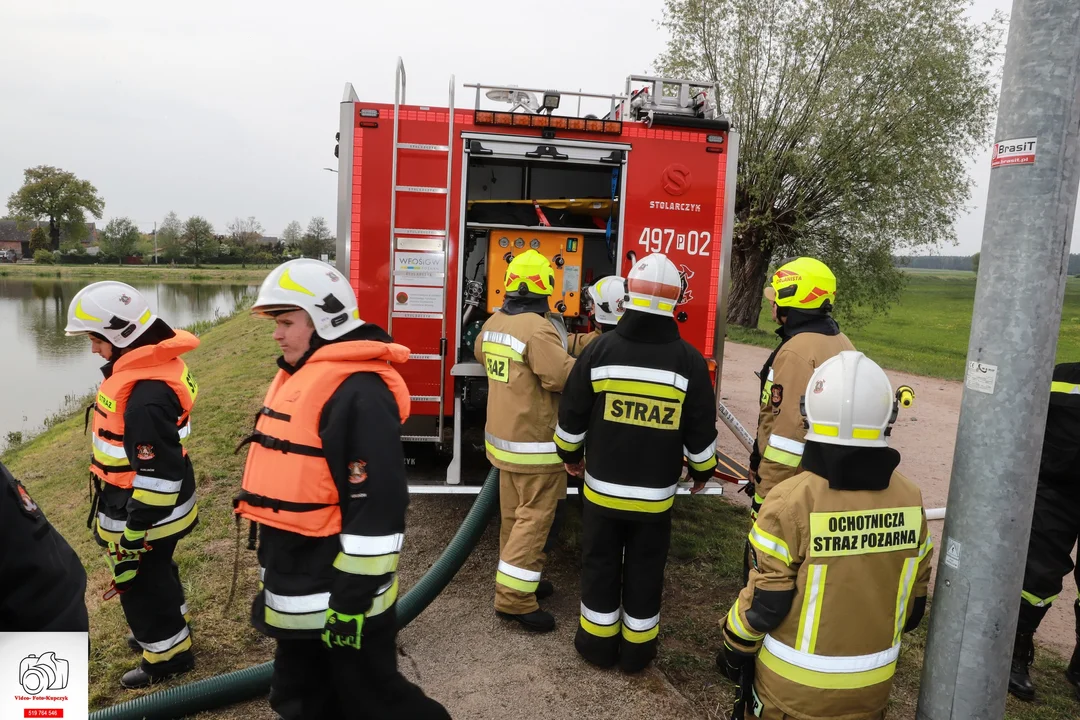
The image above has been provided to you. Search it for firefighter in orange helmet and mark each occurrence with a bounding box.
[65,281,200,688]
[474,248,576,632]
[234,259,448,720]
[718,352,932,719]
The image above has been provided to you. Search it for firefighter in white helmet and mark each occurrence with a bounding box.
[567,275,627,357]
[556,253,718,672]
[474,248,576,632]
[64,281,200,688]
[745,257,855,582]
[718,351,933,719]
[234,259,448,719]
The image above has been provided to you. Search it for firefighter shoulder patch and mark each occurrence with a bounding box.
[348,460,368,484]
[770,384,783,414]
[16,483,40,518]
[136,444,155,461]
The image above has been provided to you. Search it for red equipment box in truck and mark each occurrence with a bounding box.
[333,59,743,492]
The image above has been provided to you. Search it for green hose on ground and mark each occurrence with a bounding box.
[89,467,500,720]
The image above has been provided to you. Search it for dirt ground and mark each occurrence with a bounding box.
[716,342,1077,659]
[195,341,1073,719]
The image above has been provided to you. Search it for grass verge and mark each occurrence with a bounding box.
[728,272,1080,380]
[0,263,272,283]
[654,496,1080,720]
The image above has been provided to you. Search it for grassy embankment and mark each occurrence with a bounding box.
[0,263,271,284]
[727,271,1080,380]
[2,275,1077,717]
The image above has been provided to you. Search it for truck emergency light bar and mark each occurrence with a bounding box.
[474,110,623,134]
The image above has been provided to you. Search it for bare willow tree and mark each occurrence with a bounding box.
[657,0,1003,327]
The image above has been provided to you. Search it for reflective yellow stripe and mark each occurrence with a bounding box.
[580,615,621,638]
[142,635,192,664]
[1051,381,1080,395]
[894,558,919,643]
[688,455,718,472]
[132,488,179,507]
[763,445,802,467]
[496,571,539,594]
[368,577,399,617]
[265,606,325,630]
[583,483,674,514]
[93,447,130,467]
[481,342,523,362]
[591,378,686,401]
[811,423,840,437]
[796,565,827,654]
[749,523,792,566]
[1021,590,1059,608]
[146,503,198,541]
[727,599,764,642]
[758,644,896,690]
[75,300,101,322]
[333,552,400,576]
[554,434,581,452]
[622,624,659,643]
[485,441,562,466]
[278,267,315,296]
[852,428,881,441]
[761,379,773,406]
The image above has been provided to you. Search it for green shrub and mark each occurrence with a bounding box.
[33,249,56,265]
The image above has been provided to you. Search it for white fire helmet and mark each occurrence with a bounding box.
[251,258,364,340]
[586,275,627,326]
[802,351,896,448]
[625,253,682,316]
[64,281,158,348]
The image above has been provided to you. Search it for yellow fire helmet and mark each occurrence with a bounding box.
[504,248,555,297]
[765,257,837,310]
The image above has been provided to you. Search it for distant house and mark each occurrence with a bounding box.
[257,235,280,246]
[0,219,99,257]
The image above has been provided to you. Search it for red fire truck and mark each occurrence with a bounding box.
[332,59,745,492]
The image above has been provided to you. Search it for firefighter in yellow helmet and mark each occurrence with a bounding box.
[718,351,933,719]
[745,257,854,581]
[474,248,575,632]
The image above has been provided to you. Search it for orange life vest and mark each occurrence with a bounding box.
[235,340,411,537]
[90,331,200,489]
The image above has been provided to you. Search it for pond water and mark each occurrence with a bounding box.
[0,278,257,451]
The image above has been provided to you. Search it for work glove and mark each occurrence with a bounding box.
[105,528,150,593]
[717,640,756,684]
[322,608,364,651]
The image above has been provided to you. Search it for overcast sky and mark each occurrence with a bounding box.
[1,0,1074,254]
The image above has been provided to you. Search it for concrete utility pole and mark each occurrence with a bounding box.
[917,0,1080,717]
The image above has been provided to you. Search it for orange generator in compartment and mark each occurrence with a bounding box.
[485,230,584,316]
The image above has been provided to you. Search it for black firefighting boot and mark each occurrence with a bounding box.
[536,579,554,600]
[120,650,195,689]
[1007,632,1036,702]
[497,608,556,632]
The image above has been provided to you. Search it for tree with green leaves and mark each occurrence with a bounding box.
[971,252,981,274]
[99,218,141,264]
[299,216,333,259]
[282,220,303,252]
[6,166,105,251]
[181,216,215,267]
[28,227,50,253]
[227,216,264,268]
[656,0,1003,328]
[158,211,184,261]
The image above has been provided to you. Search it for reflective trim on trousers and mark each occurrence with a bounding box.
[140,625,192,664]
[496,560,541,593]
[485,433,561,465]
[621,611,660,643]
[580,603,621,638]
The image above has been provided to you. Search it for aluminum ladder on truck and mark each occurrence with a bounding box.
[386,58,456,446]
